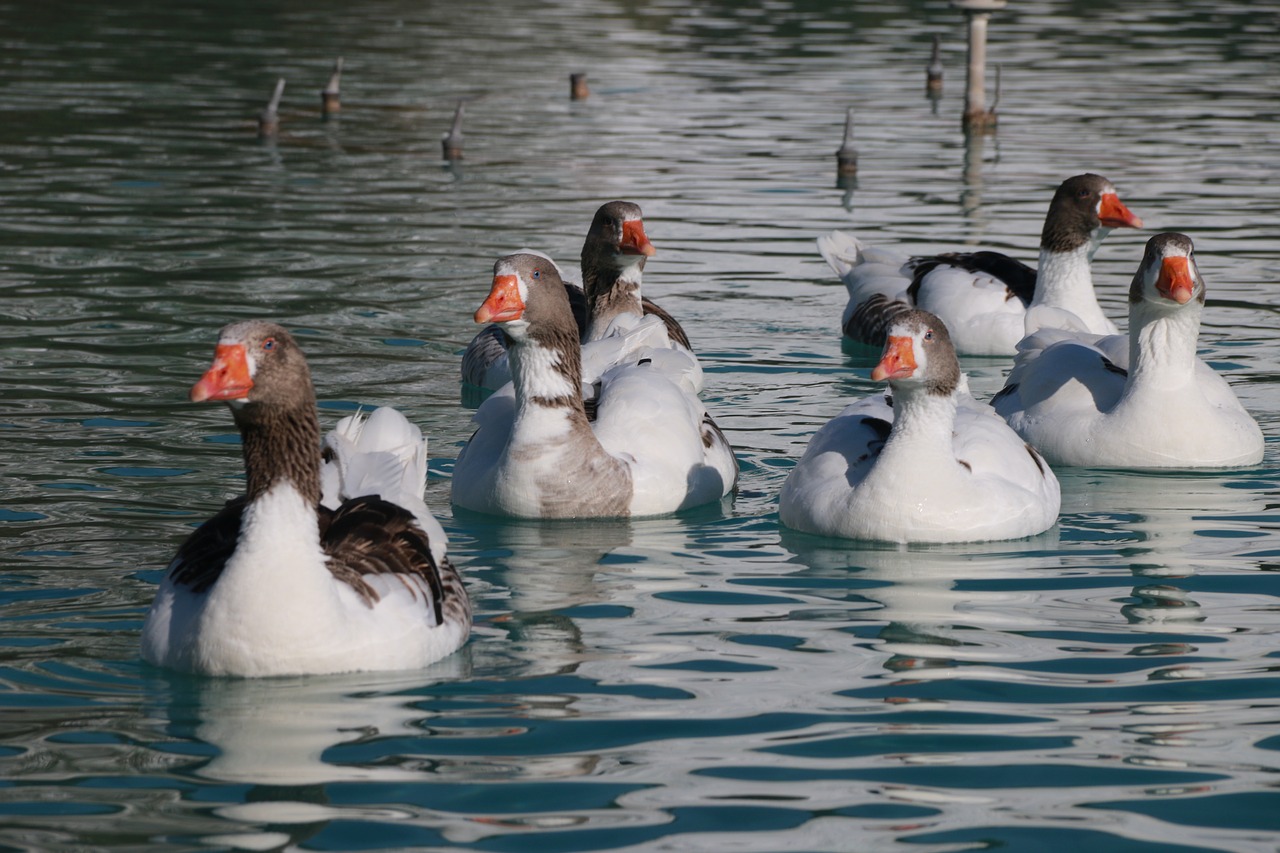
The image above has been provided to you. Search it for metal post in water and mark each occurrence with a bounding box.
[321,57,343,116]
[835,108,858,178]
[951,0,1005,131]
[258,78,285,138]
[926,34,943,93]
[442,99,465,160]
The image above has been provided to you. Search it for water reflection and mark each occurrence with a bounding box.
[779,529,1061,674]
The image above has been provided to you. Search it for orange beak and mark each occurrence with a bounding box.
[620,219,657,257]
[1155,256,1196,304]
[1099,192,1143,229]
[190,343,253,402]
[475,274,526,323]
[871,335,917,381]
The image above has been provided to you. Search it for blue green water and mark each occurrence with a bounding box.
[3,0,1279,849]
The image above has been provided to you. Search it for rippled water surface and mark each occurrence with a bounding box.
[3,0,1280,850]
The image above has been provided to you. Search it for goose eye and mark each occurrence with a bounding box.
[262,338,276,351]
[923,329,934,341]
[532,269,541,280]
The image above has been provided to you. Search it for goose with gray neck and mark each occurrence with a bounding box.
[461,201,700,393]
[141,320,470,676]
[818,173,1143,356]
[452,253,736,519]
[780,309,1060,543]
[993,232,1264,468]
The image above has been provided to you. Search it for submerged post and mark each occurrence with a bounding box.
[951,0,1005,131]
[926,34,943,93]
[258,78,285,138]
[442,99,465,160]
[321,57,343,116]
[835,108,858,178]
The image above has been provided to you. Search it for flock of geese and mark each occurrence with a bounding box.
[140,175,1265,677]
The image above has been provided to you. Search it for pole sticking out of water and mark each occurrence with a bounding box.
[570,72,589,100]
[951,0,1005,131]
[835,108,858,177]
[926,35,943,93]
[321,57,343,116]
[442,99,465,160]
[258,78,285,138]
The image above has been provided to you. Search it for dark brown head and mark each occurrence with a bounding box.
[1129,232,1205,307]
[581,201,656,274]
[870,309,960,397]
[1041,174,1143,253]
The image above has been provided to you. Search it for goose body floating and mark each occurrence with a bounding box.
[141,321,470,677]
[780,309,1060,543]
[817,174,1143,356]
[992,233,1264,469]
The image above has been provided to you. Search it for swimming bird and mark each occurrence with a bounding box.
[461,201,698,392]
[779,309,1060,543]
[992,232,1264,468]
[452,253,737,518]
[141,320,470,676]
[817,173,1144,356]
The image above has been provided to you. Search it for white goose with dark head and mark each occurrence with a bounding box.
[818,174,1144,356]
[452,253,737,519]
[141,321,471,676]
[779,309,1061,543]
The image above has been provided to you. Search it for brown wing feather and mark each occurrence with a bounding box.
[641,297,692,350]
[167,496,247,593]
[319,496,464,625]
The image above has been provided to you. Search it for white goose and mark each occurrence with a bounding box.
[141,321,471,677]
[779,309,1061,543]
[451,253,737,519]
[817,173,1144,356]
[460,200,701,393]
[992,232,1264,468]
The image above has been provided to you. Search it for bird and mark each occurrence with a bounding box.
[779,309,1060,543]
[991,232,1264,468]
[816,173,1144,356]
[460,200,698,393]
[451,253,737,519]
[141,320,471,677]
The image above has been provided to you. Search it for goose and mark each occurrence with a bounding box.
[817,173,1144,356]
[451,253,737,519]
[992,232,1264,468]
[779,309,1060,543]
[461,200,699,392]
[141,321,471,677]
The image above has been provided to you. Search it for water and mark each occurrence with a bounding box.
[3,0,1280,849]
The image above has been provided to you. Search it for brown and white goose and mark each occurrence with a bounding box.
[451,253,737,518]
[460,201,699,392]
[779,309,1061,543]
[141,321,471,676]
[817,174,1144,356]
[992,233,1264,468]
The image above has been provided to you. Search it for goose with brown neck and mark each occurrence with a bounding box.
[461,201,701,393]
[452,253,737,519]
[141,321,471,676]
[818,173,1144,356]
[779,309,1060,543]
[992,233,1263,468]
